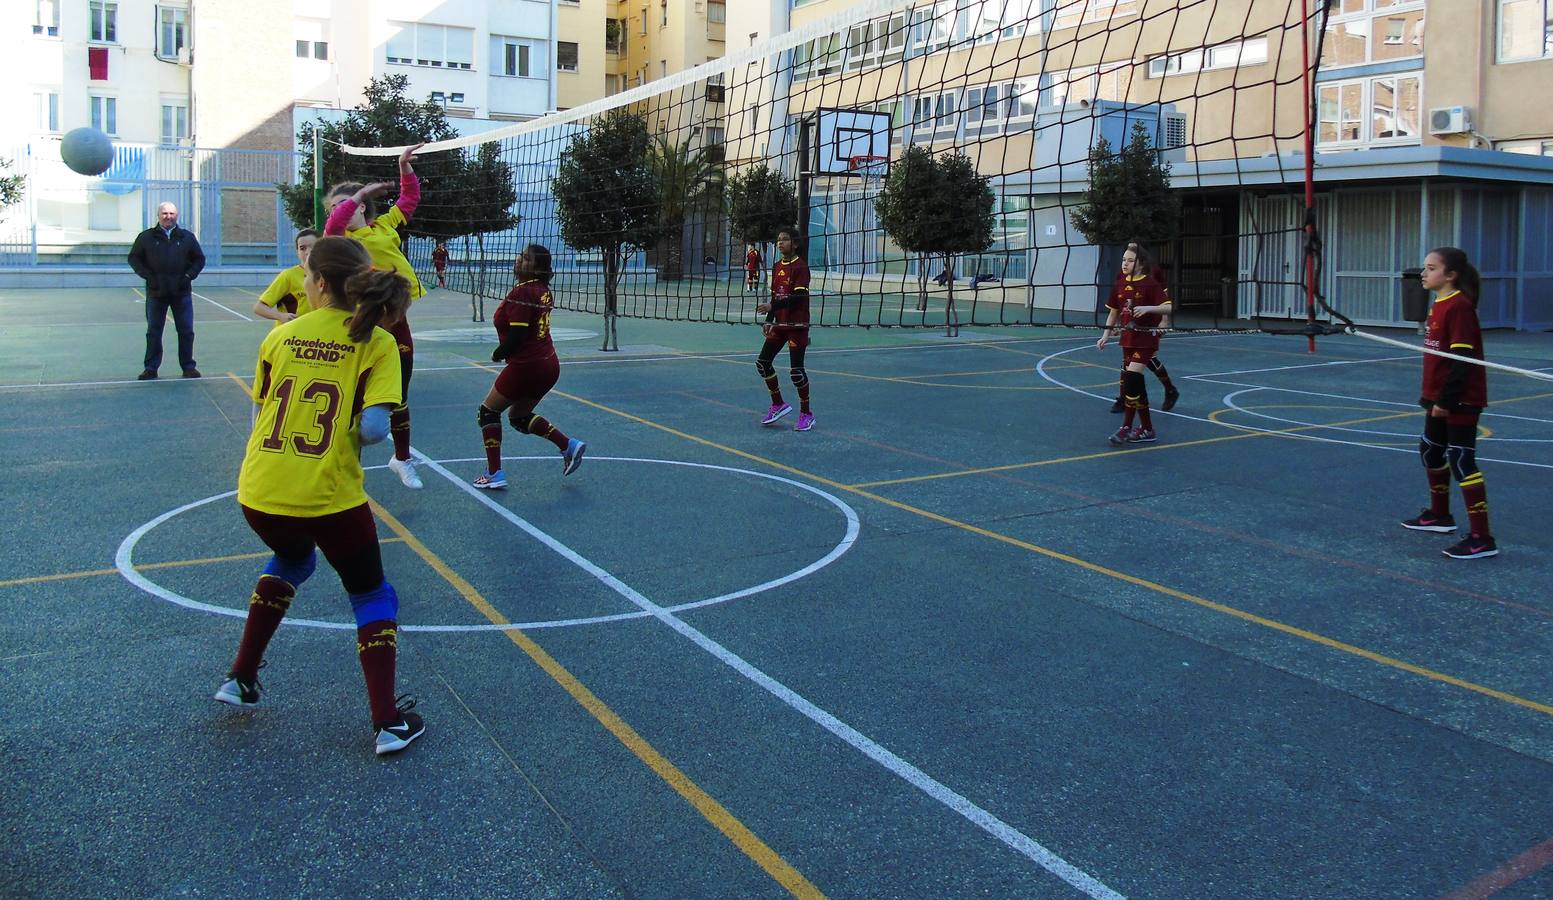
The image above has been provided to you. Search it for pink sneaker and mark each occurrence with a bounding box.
[793,412,815,432]
[761,402,792,425]
[1107,426,1132,446]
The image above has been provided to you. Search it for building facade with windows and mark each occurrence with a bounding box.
[762,0,1553,329]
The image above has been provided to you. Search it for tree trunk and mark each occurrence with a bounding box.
[1095,243,1126,326]
[661,224,684,281]
[474,232,487,322]
[915,253,928,313]
[943,253,959,337]
[464,235,477,321]
[601,244,620,351]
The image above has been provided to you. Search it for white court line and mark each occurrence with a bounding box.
[412,449,1122,899]
[1184,355,1415,378]
[1035,342,1553,470]
[192,291,253,321]
[113,456,861,633]
[1190,376,1553,428]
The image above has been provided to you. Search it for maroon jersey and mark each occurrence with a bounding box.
[495,279,557,364]
[431,246,448,270]
[1421,291,1487,409]
[1106,274,1167,351]
[745,249,761,274]
[770,255,811,328]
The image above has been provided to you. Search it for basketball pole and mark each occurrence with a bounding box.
[1300,0,1318,353]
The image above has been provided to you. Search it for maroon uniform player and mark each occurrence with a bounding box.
[1110,250,1180,413]
[1097,244,1171,444]
[1401,246,1497,559]
[431,241,449,288]
[744,244,762,292]
[473,244,586,488]
[754,227,815,431]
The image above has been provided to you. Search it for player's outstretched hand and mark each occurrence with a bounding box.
[400,142,425,172]
[755,302,771,314]
[1095,333,1109,350]
[357,181,396,201]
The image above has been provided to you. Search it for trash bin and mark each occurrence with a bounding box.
[1219,276,1237,318]
[1400,268,1427,322]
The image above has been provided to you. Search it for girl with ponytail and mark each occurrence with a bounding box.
[1401,247,1498,559]
[217,235,427,755]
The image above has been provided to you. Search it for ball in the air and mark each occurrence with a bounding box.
[60,127,114,176]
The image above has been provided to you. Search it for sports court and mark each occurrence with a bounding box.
[5,283,1552,897]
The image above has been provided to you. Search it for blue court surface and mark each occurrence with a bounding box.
[3,285,1552,898]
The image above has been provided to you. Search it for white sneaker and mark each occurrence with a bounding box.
[387,455,423,489]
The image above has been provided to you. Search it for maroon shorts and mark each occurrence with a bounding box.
[767,325,809,350]
[494,351,560,402]
[1121,346,1156,366]
[241,502,383,595]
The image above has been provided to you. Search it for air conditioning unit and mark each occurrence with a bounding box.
[1429,106,1471,135]
[176,47,191,66]
[1160,113,1187,149]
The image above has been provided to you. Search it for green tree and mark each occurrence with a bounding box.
[0,158,25,210]
[439,143,521,321]
[280,74,460,232]
[1070,120,1181,296]
[553,110,661,350]
[726,164,797,276]
[647,135,723,281]
[875,146,994,336]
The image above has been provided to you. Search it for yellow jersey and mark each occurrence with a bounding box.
[257,265,312,327]
[346,205,426,301]
[238,308,403,517]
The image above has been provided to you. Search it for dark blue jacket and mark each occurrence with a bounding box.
[128,226,206,299]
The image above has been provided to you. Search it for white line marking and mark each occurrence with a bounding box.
[1183,355,1415,378]
[114,456,859,632]
[1190,376,1553,428]
[1216,387,1553,444]
[412,449,1121,898]
[192,291,253,321]
[1034,342,1553,470]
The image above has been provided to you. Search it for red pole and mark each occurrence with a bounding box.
[1300,0,1318,353]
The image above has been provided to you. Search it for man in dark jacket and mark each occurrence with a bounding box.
[128,202,206,379]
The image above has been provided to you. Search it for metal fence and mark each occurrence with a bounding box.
[0,139,297,268]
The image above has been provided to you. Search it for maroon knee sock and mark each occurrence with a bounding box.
[231,575,294,679]
[356,620,399,724]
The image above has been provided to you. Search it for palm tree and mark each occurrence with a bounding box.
[647,135,724,280]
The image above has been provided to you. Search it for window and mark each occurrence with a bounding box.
[385,23,474,70]
[659,59,667,79]
[705,125,725,145]
[708,1,725,24]
[493,36,538,76]
[1149,38,1269,77]
[605,74,620,95]
[295,39,327,60]
[35,91,59,132]
[160,101,188,145]
[90,95,117,135]
[1500,0,1553,62]
[1005,80,1037,117]
[966,84,1004,125]
[1323,1,1424,68]
[641,7,648,34]
[661,0,667,27]
[1318,74,1420,147]
[557,41,578,72]
[606,18,625,53]
[89,1,117,42]
[158,7,187,58]
[33,0,58,36]
[1501,139,1553,155]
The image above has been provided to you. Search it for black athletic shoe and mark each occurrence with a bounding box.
[1109,397,1125,414]
[1162,386,1180,411]
[213,672,262,707]
[1442,534,1498,560]
[182,368,202,378]
[1401,509,1457,533]
[138,369,158,380]
[374,695,425,756]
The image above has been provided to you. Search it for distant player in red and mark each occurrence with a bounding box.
[1096,243,1171,444]
[431,240,449,289]
[754,227,815,432]
[1401,246,1497,559]
[1110,244,1180,414]
[744,243,762,292]
[473,243,586,489]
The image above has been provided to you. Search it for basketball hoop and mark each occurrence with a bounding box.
[847,154,889,180]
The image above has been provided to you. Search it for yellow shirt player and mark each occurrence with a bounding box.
[324,142,427,489]
[220,235,425,757]
[252,229,319,327]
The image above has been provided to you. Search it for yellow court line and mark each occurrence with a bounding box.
[851,408,1419,489]
[552,389,1553,721]
[696,353,1100,392]
[365,499,825,899]
[0,539,409,589]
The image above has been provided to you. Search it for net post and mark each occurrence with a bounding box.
[1300,0,1318,353]
[311,121,323,231]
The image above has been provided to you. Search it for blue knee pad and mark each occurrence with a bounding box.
[349,580,399,626]
[263,551,316,587]
[1419,435,1447,469]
